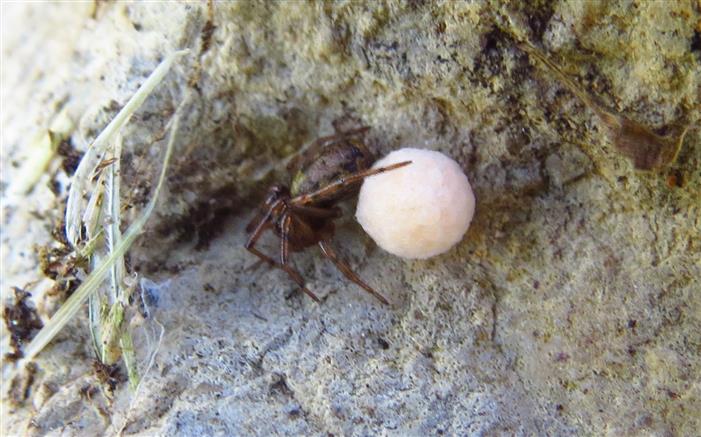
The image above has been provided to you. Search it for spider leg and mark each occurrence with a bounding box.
[295,160,412,205]
[289,204,342,219]
[245,188,281,233]
[318,239,389,305]
[247,242,321,303]
[280,213,321,302]
[280,214,291,265]
[244,201,278,252]
[245,210,265,233]
[245,205,321,302]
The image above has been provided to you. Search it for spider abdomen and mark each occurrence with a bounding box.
[290,139,374,201]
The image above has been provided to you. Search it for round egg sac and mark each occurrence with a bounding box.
[356,148,475,259]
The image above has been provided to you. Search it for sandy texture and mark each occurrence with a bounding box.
[2,1,700,436]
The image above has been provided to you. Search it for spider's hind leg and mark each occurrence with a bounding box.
[318,239,389,305]
[246,243,321,303]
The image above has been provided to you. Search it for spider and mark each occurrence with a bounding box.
[245,127,410,304]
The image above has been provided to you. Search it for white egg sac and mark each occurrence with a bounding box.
[356,148,475,259]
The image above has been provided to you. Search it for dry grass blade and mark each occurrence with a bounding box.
[66,50,188,245]
[106,133,124,301]
[22,110,182,364]
[20,52,188,365]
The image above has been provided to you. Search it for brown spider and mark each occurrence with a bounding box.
[245,127,410,304]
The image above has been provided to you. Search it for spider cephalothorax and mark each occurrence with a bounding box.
[245,127,410,304]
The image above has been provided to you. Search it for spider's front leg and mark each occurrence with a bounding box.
[279,213,322,302]
[245,208,321,302]
[294,160,412,205]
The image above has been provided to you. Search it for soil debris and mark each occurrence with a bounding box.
[3,288,44,361]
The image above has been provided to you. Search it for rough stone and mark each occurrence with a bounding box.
[1,2,699,436]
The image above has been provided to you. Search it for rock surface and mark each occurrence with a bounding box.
[1,2,699,436]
